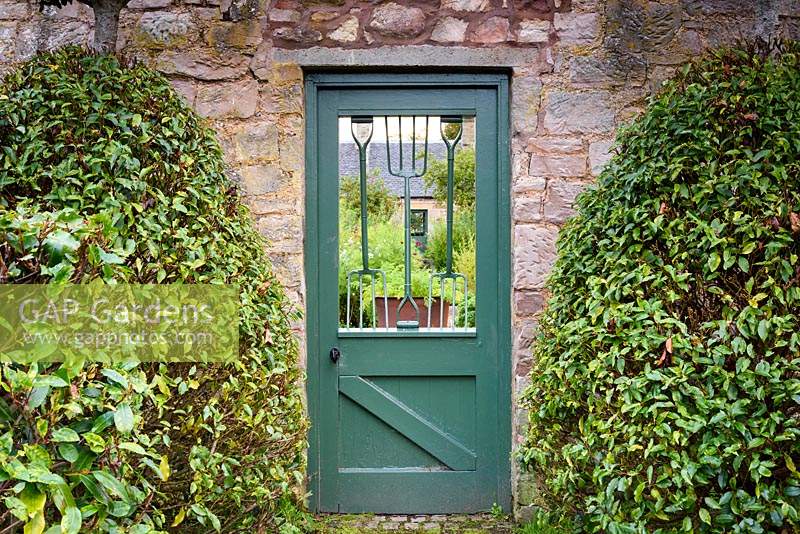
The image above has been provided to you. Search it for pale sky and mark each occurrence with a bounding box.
[339,116,445,144]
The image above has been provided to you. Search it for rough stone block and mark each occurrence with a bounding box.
[553,12,598,44]
[195,78,258,119]
[240,164,286,196]
[273,26,323,44]
[0,1,27,19]
[589,139,614,175]
[268,8,299,22]
[310,10,339,23]
[514,195,544,223]
[260,82,303,114]
[543,179,587,223]
[137,12,194,44]
[257,214,302,253]
[41,20,91,50]
[569,56,645,87]
[206,20,263,51]
[510,75,542,134]
[514,320,539,350]
[249,41,272,80]
[15,23,38,61]
[470,16,509,43]
[431,16,468,43]
[513,224,558,290]
[529,153,586,177]
[514,175,547,194]
[683,0,753,15]
[329,15,359,42]
[512,148,531,181]
[543,90,614,134]
[515,504,541,523]
[515,354,533,377]
[0,23,14,62]
[127,0,171,8]
[369,2,425,38]
[526,136,583,154]
[267,252,304,289]
[515,289,545,316]
[517,19,550,43]
[155,49,249,81]
[233,121,280,163]
[516,473,538,505]
[440,0,490,11]
[169,78,196,106]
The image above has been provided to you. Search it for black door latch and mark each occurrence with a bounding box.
[329,347,341,364]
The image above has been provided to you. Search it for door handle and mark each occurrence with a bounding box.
[329,347,341,364]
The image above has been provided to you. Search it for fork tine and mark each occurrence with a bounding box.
[346,271,353,329]
[358,273,364,329]
[370,272,377,328]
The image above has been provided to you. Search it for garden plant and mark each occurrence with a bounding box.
[0,49,308,533]
[520,41,800,533]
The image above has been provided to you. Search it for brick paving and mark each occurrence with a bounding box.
[316,513,514,533]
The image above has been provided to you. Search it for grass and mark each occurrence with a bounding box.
[514,509,571,534]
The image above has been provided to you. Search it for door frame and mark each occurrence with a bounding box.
[303,72,512,512]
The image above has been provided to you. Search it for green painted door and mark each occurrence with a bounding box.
[305,74,511,514]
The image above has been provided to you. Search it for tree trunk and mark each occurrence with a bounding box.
[92,0,125,53]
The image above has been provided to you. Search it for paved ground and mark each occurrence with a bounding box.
[315,513,515,533]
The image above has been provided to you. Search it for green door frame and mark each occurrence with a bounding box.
[304,72,511,513]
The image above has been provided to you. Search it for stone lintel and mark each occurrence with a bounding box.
[272,45,540,69]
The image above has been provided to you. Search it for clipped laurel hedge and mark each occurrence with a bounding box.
[0,48,308,533]
[520,42,800,533]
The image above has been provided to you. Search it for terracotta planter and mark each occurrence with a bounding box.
[375,296,450,328]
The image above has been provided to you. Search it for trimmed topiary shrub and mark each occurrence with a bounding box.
[0,48,308,533]
[520,42,800,533]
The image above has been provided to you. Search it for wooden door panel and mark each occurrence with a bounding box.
[305,74,511,513]
[339,376,476,471]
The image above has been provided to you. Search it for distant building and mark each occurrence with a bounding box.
[339,141,449,245]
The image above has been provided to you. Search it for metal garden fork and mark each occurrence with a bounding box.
[345,116,389,330]
[428,116,469,329]
[385,115,430,329]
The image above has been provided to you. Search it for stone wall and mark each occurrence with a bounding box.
[2,0,798,518]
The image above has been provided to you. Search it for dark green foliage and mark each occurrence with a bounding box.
[423,146,476,210]
[425,211,475,273]
[520,42,800,533]
[0,48,307,533]
[339,172,396,223]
